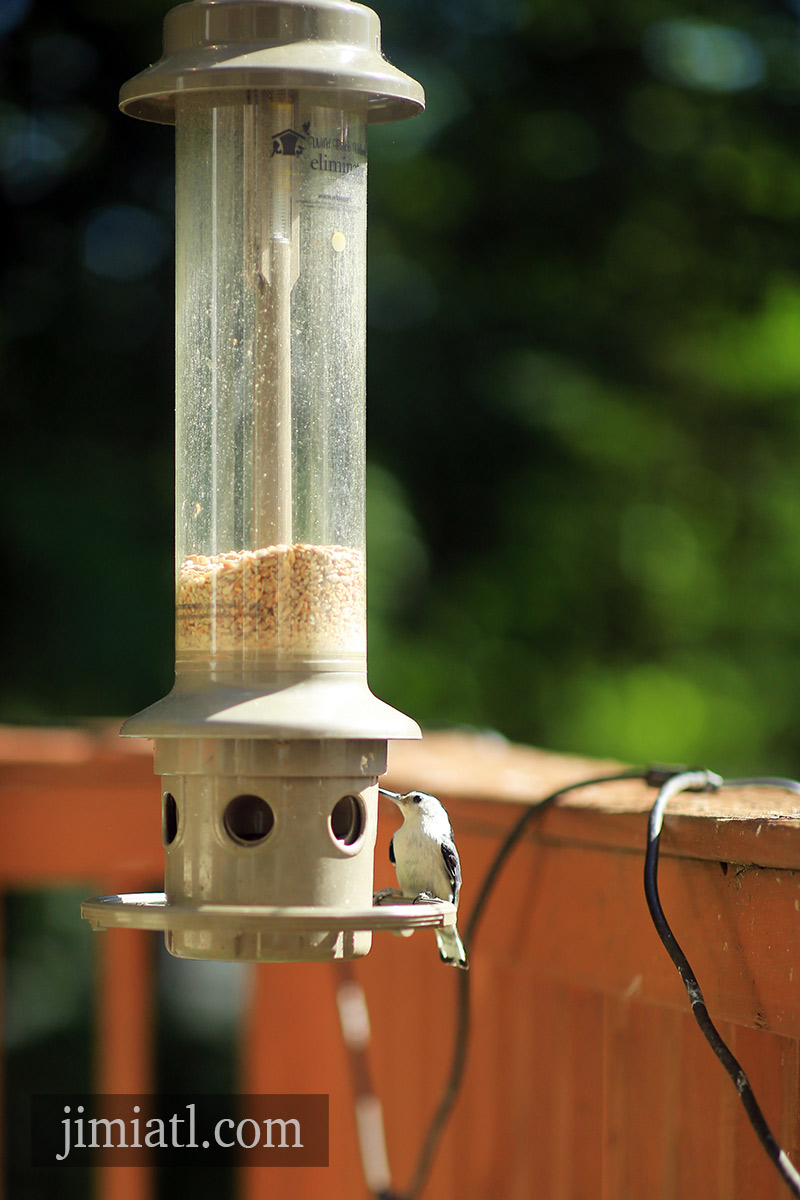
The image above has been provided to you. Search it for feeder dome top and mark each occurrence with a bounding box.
[120,0,425,125]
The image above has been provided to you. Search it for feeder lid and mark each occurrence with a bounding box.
[120,0,425,125]
[120,669,422,741]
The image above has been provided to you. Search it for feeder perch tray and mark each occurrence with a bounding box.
[81,893,456,934]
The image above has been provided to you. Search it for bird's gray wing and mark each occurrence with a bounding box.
[389,836,396,865]
[441,840,461,903]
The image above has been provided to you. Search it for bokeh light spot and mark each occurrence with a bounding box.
[644,20,764,93]
[83,204,171,280]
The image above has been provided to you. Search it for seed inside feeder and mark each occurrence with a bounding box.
[176,542,366,656]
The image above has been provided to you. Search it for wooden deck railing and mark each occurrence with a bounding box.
[2,724,800,1198]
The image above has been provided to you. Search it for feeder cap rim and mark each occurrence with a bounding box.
[119,0,425,124]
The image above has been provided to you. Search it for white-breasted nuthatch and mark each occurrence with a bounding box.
[377,788,468,970]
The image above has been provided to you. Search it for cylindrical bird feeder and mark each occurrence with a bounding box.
[82,0,457,961]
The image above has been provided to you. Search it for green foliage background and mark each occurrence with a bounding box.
[4,0,800,771]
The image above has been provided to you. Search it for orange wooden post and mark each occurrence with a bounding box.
[94,919,155,1200]
[239,962,367,1200]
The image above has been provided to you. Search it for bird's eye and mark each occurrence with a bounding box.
[411,794,422,804]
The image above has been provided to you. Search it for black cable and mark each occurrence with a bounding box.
[399,768,648,1200]
[644,770,800,1199]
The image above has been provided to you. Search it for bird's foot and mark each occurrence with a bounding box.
[412,891,437,904]
[373,887,403,906]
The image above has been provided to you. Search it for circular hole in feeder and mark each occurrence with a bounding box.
[330,795,364,847]
[224,794,275,845]
[162,793,178,846]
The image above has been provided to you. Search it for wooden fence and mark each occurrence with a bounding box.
[2,724,800,1199]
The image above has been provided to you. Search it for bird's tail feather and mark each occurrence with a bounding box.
[436,923,468,970]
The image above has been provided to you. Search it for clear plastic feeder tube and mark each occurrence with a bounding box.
[175,91,368,679]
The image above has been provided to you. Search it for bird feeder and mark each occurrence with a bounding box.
[82,0,456,961]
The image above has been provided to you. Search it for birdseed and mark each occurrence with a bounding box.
[176,543,366,656]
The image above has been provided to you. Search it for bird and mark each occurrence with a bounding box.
[378,788,468,970]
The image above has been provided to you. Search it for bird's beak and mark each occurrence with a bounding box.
[378,787,405,807]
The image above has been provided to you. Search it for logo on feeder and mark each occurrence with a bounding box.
[271,122,311,157]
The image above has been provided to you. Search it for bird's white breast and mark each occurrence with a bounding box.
[393,811,455,902]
